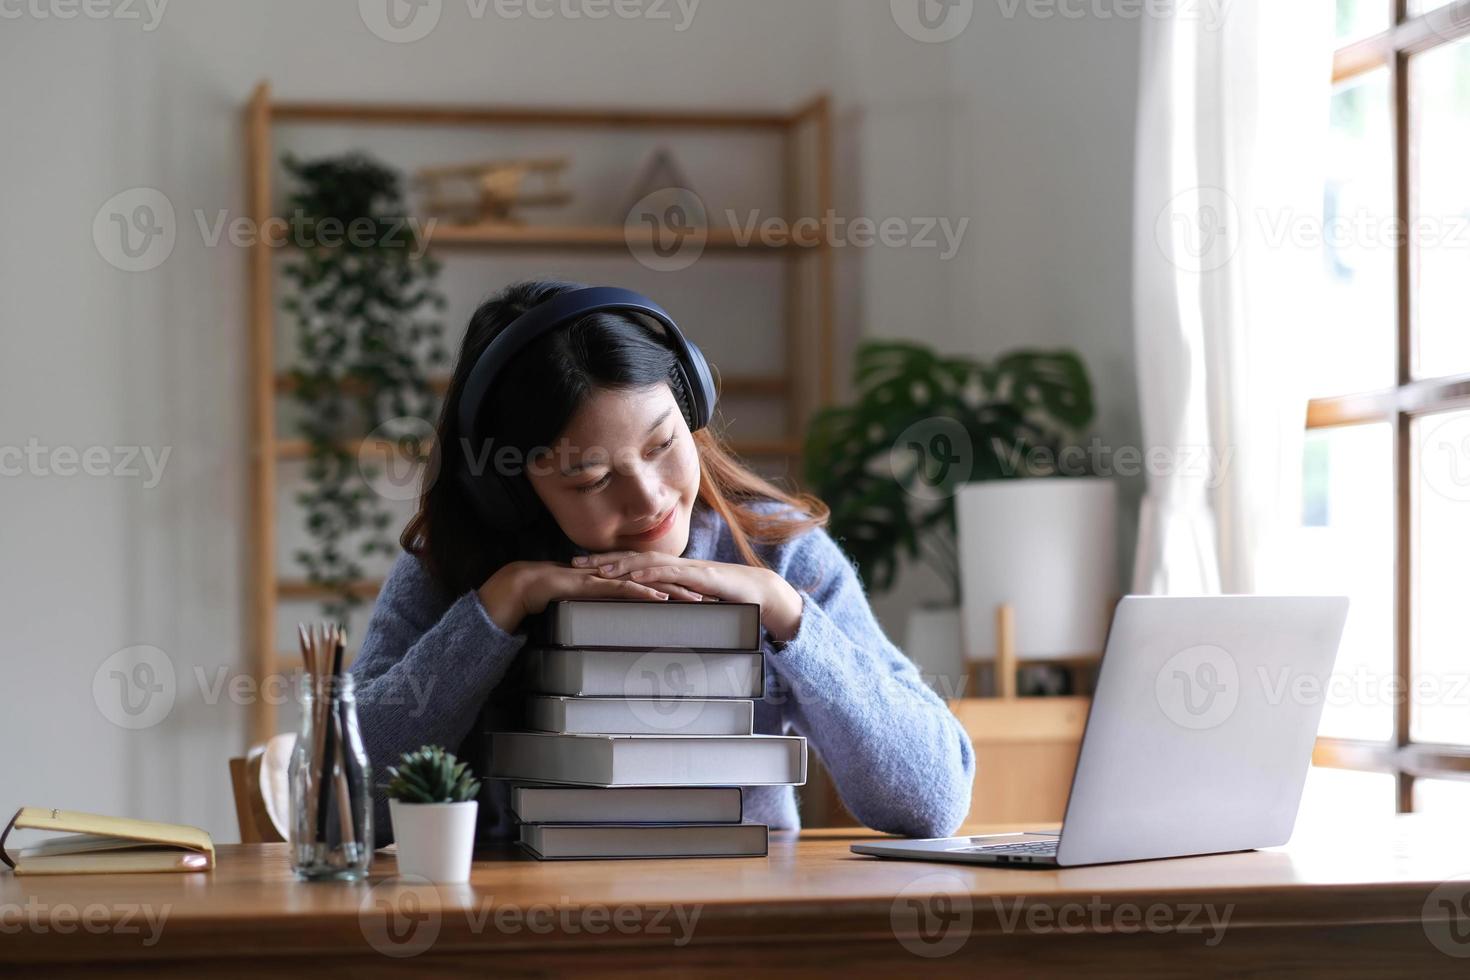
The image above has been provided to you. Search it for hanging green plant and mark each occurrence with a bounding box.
[280,152,448,621]
[804,340,1094,604]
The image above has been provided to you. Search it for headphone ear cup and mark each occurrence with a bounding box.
[674,337,717,431]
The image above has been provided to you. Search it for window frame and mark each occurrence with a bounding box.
[1313,0,1470,810]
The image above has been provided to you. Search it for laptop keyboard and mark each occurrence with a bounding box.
[957,839,1059,856]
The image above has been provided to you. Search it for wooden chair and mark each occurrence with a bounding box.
[228,734,294,844]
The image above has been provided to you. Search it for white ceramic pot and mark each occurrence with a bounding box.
[388,800,479,883]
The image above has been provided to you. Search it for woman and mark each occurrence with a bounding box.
[351,279,974,846]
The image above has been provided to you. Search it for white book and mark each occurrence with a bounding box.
[521,648,764,698]
[519,822,768,860]
[489,732,808,787]
[527,695,755,736]
[534,599,761,650]
[509,785,744,824]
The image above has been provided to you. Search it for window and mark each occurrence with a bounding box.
[1309,0,1470,809]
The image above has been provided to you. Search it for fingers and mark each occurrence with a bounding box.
[655,583,704,602]
[589,575,669,602]
[571,550,639,568]
[588,552,682,578]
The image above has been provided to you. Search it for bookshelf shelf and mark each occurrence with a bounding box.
[246,80,834,745]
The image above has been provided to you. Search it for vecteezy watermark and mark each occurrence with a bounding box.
[0,899,171,945]
[92,189,438,272]
[358,0,699,44]
[993,0,1230,30]
[992,895,1234,946]
[625,187,708,272]
[1420,413,1470,504]
[91,646,437,730]
[359,416,439,503]
[890,872,974,958]
[622,650,713,731]
[1254,664,1470,714]
[1426,1,1470,44]
[892,417,977,502]
[358,875,704,958]
[891,0,974,43]
[623,188,969,272]
[1155,644,1239,730]
[1424,873,1470,959]
[0,0,169,30]
[93,646,177,730]
[0,439,172,488]
[1155,186,1239,275]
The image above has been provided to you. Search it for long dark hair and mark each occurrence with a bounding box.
[401,279,830,598]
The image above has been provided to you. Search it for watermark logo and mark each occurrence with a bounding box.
[0,439,172,488]
[891,0,974,43]
[93,645,176,730]
[892,417,975,501]
[1424,873,1470,959]
[0,899,171,945]
[890,872,973,957]
[993,894,1233,945]
[1427,2,1470,43]
[1155,644,1238,730]
[359,0,443,42]
[359,875,443,958]
[625,187,707,272]
[0,0,169,30]
[93,187,176,272]
[359,416,439,502]
[1155,185,1238,275]
[622,650,709,731]
[1420,413,1470,504]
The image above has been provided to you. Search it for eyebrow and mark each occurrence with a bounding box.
[561,408,675,477]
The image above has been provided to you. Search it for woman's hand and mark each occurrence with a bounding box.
[572,551,805,643]
[477,560,700,635]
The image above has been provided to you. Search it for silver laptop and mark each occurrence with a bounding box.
[852,595,1348,868]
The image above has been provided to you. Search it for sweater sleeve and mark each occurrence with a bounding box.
[349,551,527,847]
[765,529,975,839]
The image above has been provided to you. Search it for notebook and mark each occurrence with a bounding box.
[0,807,215,875]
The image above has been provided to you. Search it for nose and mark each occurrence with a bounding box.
[621,460,664,519]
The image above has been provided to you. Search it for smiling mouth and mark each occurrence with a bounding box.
[625,506,676,540]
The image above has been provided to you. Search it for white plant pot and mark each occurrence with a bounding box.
[389,800,479,884]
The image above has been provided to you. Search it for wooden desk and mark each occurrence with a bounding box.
[3,816,1469,977]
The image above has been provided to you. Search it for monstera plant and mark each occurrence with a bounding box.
[803,340,1094,606]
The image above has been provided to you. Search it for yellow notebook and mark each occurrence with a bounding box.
[0,807,215,875]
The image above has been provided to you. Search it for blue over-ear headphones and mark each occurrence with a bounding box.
[454,286,718,532]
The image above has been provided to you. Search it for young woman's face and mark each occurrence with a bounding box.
[527,384,701,556]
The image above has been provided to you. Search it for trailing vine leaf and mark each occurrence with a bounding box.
[804,340,1094,605]
[281,152,448,621]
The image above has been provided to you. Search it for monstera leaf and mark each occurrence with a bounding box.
[804,340,1094,603]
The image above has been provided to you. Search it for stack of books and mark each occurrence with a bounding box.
[488,599,807,860]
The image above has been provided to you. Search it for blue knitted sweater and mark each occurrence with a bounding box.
[350,499,975,846]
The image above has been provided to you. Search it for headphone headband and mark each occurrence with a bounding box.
[457,286,710,442]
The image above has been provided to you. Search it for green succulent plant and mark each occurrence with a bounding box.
[804,340,1095,605]
[381,745,481,804]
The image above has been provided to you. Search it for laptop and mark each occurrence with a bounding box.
[852,594,1349,868]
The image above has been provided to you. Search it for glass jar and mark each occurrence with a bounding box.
[288,672,373,880]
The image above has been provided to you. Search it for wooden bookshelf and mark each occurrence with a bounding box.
[245,81,835,745]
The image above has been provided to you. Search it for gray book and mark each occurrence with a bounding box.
[509,785,744,824]
[489,732,808,787]
[526,695,755,736]
[532,599,761,651]
[519,822,768,860]
[520,648,764,698]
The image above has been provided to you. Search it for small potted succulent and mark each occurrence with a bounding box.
[382,745,481,883]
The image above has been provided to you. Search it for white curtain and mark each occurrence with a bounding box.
[1131,2,1335,595]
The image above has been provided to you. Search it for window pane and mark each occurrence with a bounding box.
[1290,425,1395,741]
[1409,1,1457,14]
[1314,70,1396,399]
[1336,0,1390,42]
[1412,410,1470,745]
[1410,38,1470,379]
[1414,777,1470,814]
[1298,767,1396,824]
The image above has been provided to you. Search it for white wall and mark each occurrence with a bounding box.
[0,0,1142,838]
